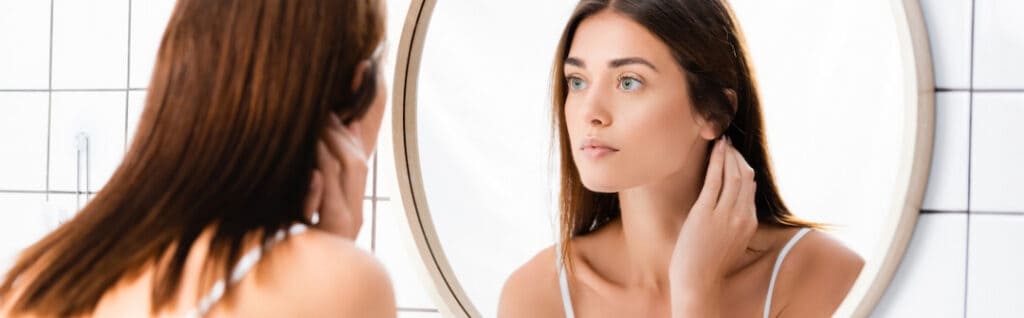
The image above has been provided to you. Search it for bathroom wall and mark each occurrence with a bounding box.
[0,0,1021,317]
[872,0,1024,317]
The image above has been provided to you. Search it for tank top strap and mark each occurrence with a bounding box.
[185,223,308,318]
[555,240,575,318]
[763,227,812,318]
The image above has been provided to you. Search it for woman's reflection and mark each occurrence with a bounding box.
[500,0,864,317]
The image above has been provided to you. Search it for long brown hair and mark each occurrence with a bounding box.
[0,0,384,315]
[553,0,819,267]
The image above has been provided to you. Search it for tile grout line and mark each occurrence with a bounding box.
[921,209,1024,215]
[935,88,1024,93]
[967,210,1024,216]
[919,209,970,214]
[963,0,977,316]
[45,0,55,202]
[0,88,148,92]
[0,190,98,195]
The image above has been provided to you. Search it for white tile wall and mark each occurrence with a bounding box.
[970,93,1024,213]
[126,90,146,148]
[378,97,400,199]
[0,193,51,271]
[920,0,974,89]
[51,0,129,90]
[873,213,967,317]
[0,92,49,191]
[356,199,375,250]
[48,92,126,193]
[129,0,177,89]
[973,0,1024,89]
[966,214,1024,317]
[922,92,971,211]
[377,202,440,310]
[0,1,51,90]
[44,193,82,225]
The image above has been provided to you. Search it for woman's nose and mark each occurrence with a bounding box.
[580,86,611,127]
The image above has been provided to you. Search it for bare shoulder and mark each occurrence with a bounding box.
[254,229,396,317]
[499,245,566,318]
[774,228,864,317]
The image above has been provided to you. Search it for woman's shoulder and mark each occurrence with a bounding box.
[498,245,567,318]
[772,227,864,317]
[782,228,864,282]
[240,228,396,317]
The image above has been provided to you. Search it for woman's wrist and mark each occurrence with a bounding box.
[670,281,722,318]
[667,271,724,316]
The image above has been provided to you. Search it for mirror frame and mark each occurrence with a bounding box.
[390,0,935,316]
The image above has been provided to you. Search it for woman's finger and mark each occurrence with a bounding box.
[315,141,351,235]
[694,138,727,211]
[731,146,756,212]
[733,170,756,219]
[328,123,368,199]
[322,117,368,170]
[322,114,369,238]
[715,137,742,212]
[336,131,368,236]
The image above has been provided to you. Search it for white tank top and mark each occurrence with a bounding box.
[557,228,812,318]
[184,223,308,318]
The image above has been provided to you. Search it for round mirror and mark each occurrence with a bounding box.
[392,0,934,316]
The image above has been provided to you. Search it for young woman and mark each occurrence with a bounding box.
[1,0,395,316]
[500,1,864,317]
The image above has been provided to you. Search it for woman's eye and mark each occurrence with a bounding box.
[618,76,643,91]
[567,76,587,90]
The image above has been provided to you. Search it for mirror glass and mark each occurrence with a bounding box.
[410,0,919,316]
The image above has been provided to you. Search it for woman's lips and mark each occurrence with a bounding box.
[580,138,619,159]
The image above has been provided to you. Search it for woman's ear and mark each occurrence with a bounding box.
[697,119,719,141]
[695,89,738,141]
[350,60,372,93]
[723,88,738,114]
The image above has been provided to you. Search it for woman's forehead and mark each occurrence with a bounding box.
[566,11,675,69]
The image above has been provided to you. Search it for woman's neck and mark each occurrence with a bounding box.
[615,162,705,292]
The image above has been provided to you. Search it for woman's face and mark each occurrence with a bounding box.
[564,10,715,193]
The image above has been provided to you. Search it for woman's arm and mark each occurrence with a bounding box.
[669,137,758,318]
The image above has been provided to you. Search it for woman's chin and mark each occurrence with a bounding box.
[580,176,625,193]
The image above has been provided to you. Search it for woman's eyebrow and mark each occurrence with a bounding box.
[563,56,658,73]
[565,57,585,68]
[609,57,658,72]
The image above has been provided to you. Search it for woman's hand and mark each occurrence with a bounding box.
[302,113,370,240]
[669,137,759,317]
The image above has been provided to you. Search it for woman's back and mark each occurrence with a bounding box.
[1,226,393,317]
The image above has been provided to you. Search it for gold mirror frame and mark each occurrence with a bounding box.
[390,0,935,316]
